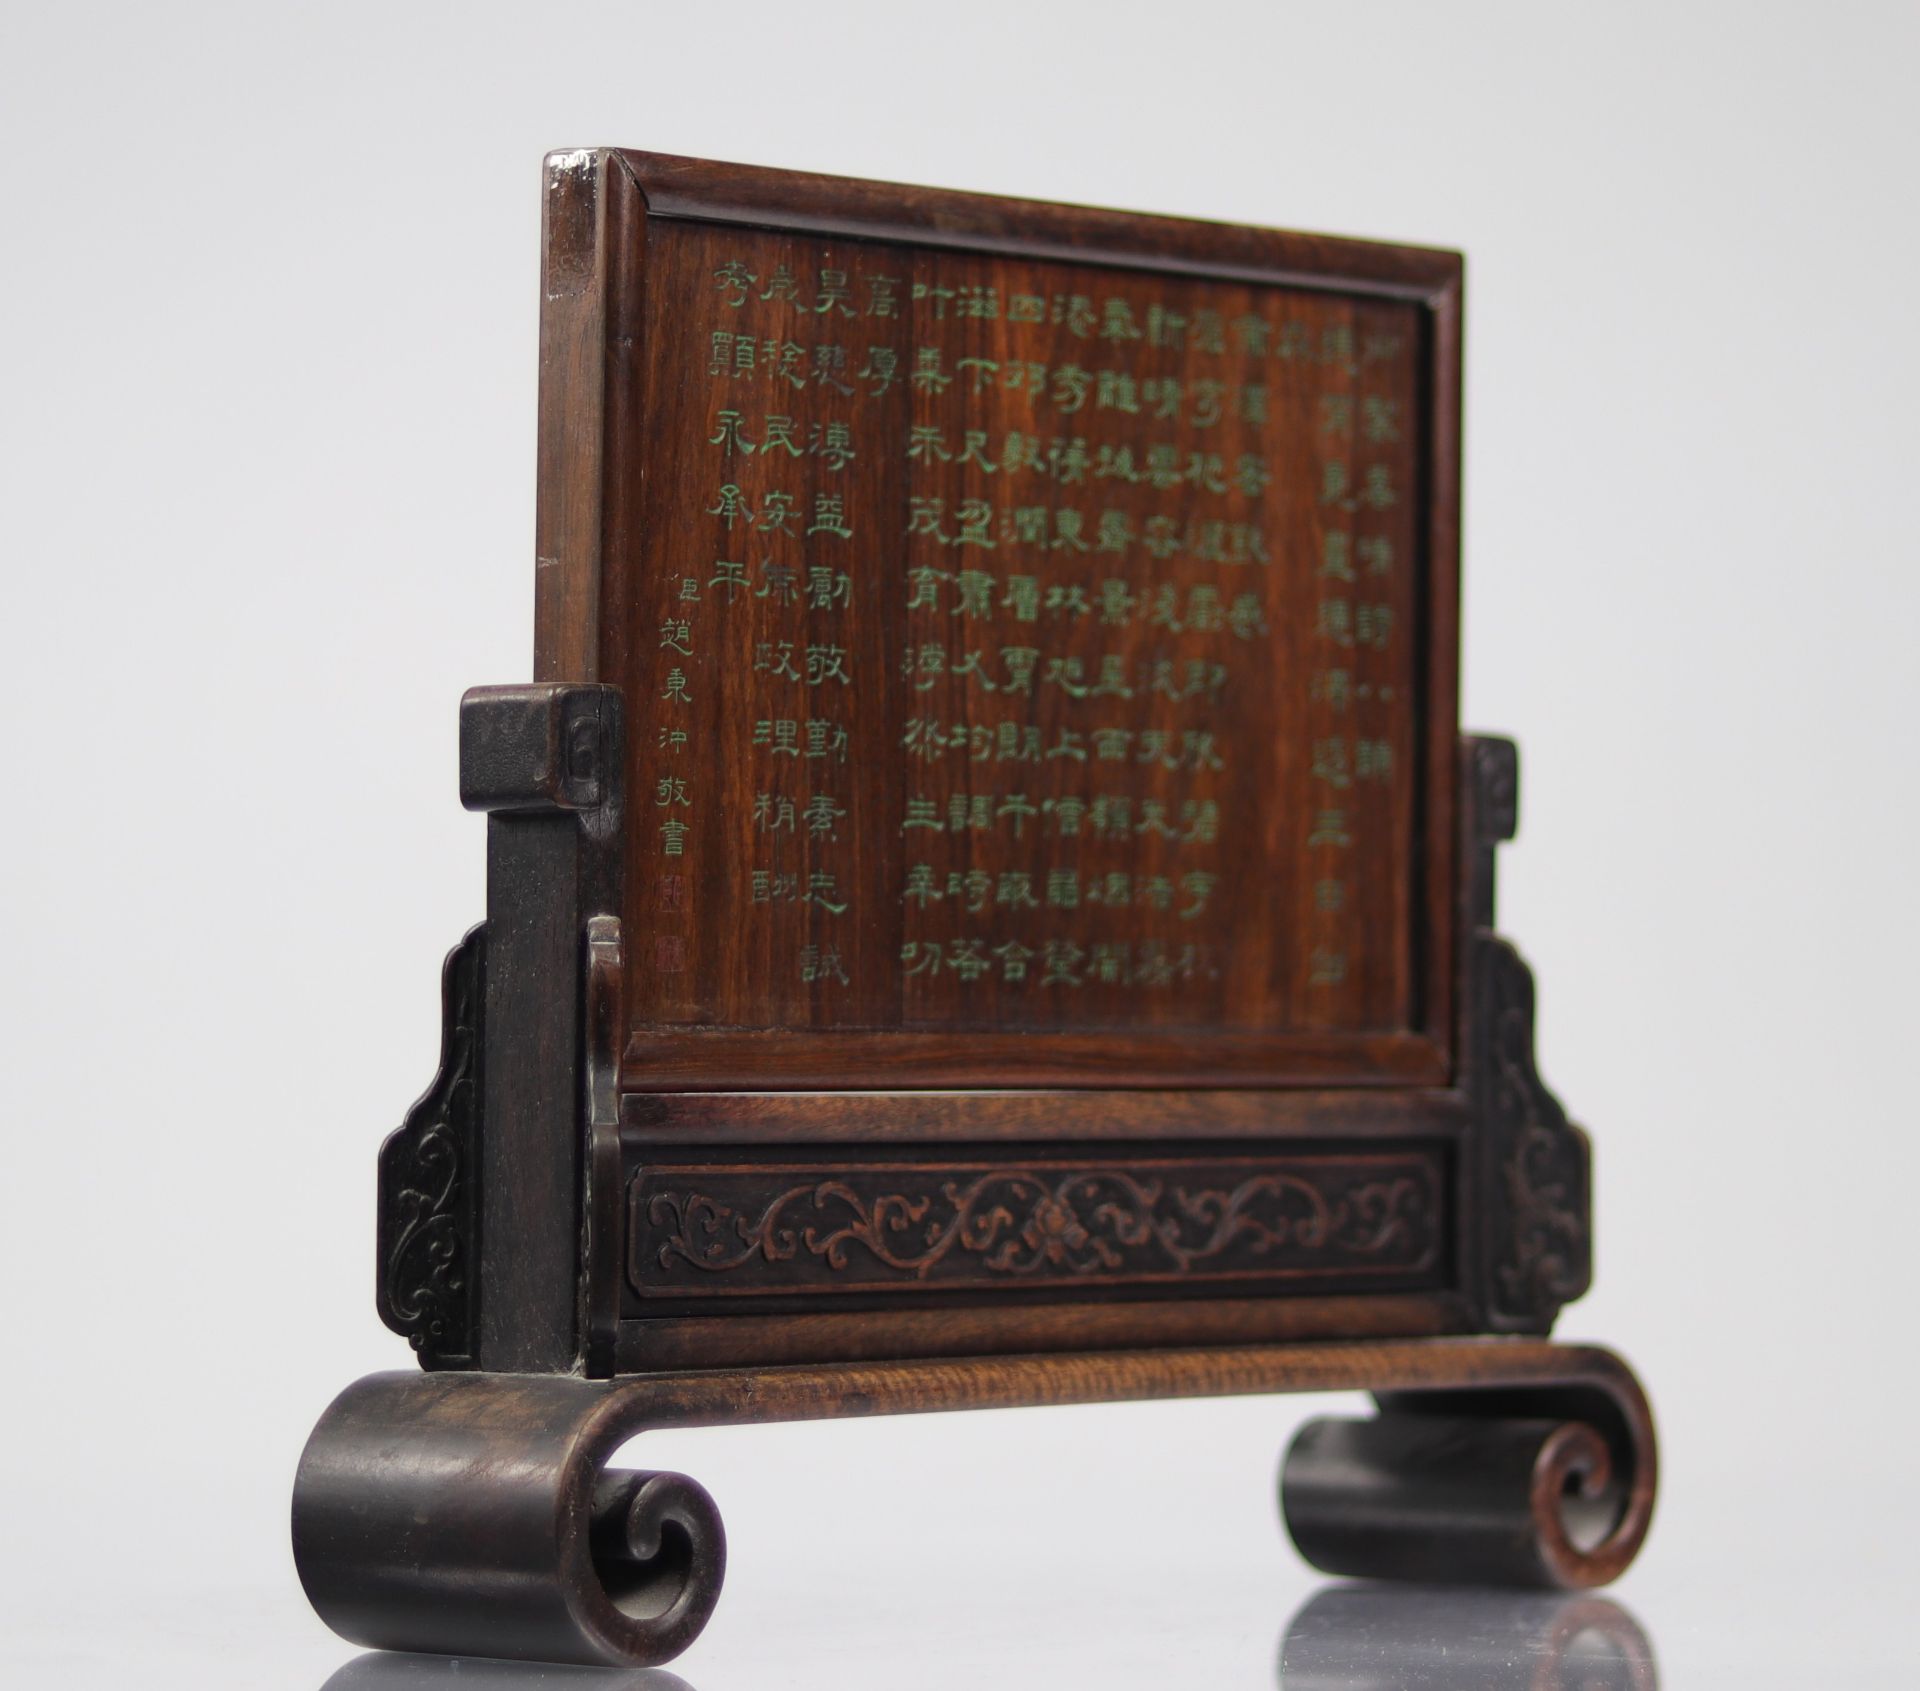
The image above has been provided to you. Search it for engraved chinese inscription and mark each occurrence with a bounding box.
[628,221,1425,1039]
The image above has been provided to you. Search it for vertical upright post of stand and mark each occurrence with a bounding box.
[457,682,624,1375]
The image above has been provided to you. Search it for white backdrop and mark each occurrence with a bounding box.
[4,3,1916,1684]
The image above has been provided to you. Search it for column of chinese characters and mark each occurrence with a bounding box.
[1305,326,1405,991]
[651,568,696,981]
[682,257,879,996]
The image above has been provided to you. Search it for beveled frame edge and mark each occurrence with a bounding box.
[609,148,1464,302]
[534,151,612,686]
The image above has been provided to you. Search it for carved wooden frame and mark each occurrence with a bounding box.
[549,148,1464,1094]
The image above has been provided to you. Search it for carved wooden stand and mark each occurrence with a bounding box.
[292,720,1655,1667]
[295,1339,1654,1668]
[291,710,1658,1666]
[295,152,1658,1669]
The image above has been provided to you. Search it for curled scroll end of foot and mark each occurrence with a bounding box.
[583,1468,728,1665]
[293,1371,727,1668]
[1280,1399,1655,1590]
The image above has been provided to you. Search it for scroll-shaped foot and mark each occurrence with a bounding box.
[589,1467,726,1645]
[293,1373,725,1667]
[1279,1350,1657,1588]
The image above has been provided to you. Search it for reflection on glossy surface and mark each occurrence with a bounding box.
[315,1587,1657,1691]
[1280,1585,1658,1691]
[320,1653,696,1691]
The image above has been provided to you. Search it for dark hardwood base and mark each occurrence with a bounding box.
[292,1337,1655,1668]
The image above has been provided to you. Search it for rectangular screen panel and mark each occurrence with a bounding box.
[542,157,1460,1089]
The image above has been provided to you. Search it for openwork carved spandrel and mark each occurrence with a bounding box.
[1476,934,1592,1329]
[377,924,485,1367]
[628,1153,1442,1297]
[1463,732,1592,1332]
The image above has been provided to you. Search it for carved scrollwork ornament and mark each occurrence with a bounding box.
[1464,736,1593,1333]
[633,1158,1441,1295]
[376,925,485,1367]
